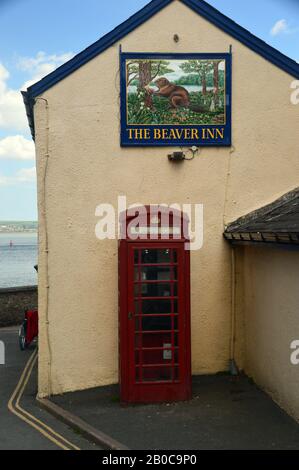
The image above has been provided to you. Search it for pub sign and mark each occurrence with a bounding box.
[120,52,232,147]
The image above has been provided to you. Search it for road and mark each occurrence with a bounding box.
[0,327,101,450]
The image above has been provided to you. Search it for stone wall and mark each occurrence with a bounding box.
[0,286,37,327]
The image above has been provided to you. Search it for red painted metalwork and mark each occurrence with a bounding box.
[119,206,191,403]
[19,309,38,350]
[25,309,38,344]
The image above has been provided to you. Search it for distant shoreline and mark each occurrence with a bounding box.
[0,221,38,234]
[0,230,38,234]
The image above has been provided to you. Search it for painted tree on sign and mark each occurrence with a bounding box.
[212,60,223,106]
[126,59,173,87]
[126,60,173,108]
[179,60,213,95]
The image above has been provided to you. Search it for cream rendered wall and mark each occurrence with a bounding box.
[241,246,299,421]
[33,0,299,396]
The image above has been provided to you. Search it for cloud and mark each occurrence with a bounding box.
[0,135,35,160]
[270,19,298,36]
[271,19,288,36]
[0,166,36,187]
[18,51,74,72]
[0,51,74,133]
[16,167,36,182]
[0,63,28,132]
[18,51,74,89]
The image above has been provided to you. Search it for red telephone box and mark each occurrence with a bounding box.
[119,206,191,403]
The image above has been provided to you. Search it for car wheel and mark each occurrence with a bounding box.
[19,324,26,351]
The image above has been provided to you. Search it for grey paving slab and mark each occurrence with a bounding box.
[51,374,299,450]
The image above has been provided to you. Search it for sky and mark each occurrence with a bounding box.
[0,0,298,221]
[146,59,225,82]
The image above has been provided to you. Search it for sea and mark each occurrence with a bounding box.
[0,233,38,288]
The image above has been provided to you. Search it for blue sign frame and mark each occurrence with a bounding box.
[120,52,232,147]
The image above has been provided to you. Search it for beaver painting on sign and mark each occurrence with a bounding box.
[126,58,226,126]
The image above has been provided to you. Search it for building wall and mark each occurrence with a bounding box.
[241,245,299,422]
[33,0,299,396]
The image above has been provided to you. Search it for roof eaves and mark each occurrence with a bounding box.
[26,0,172,99]
[224,188,299,248]
[21,91,35,141]
[26,0,299,101]
[223,231,299,247]
[23,0,299,140]
[184,0,299,80]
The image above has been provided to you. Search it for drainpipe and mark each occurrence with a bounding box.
[36,97,52,396]
[229,246,239,375]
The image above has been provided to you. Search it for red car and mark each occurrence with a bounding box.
[19,309,38,350]
[19,265,38,350]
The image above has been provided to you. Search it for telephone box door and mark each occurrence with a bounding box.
[120,241,191,403]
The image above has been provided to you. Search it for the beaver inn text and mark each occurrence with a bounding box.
[126,127,225,141]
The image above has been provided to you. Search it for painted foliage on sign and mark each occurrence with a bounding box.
[127,59,225,125]
[120,53,231,146]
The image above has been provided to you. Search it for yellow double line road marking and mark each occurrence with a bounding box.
[8,349,80,450]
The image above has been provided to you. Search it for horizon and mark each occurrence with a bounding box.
[0,219,37,222]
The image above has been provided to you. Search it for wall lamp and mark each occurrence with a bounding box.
[168,151,185,162]
[168,146,199,162]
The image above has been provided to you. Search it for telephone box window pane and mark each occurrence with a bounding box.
[139,299,178,315]
[135,334,142,349]
[142,366,172,382]
[141,315,172,331]
[136,283,176,298]
[140,266,177,281]
[134,301,140,314]
[134,250,139,264]
[172,283,178,297]
[135,350,140,364]
[135,367,141,383]
[134,267,139,281]
[141,348,175,365]
[142,299,172,314]
[140,332,172,348]
[134,284,140,296]
[135,316,140,330]
[141,249,172,264]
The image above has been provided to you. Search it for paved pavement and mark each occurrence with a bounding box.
[2,326,299,450]
[52,375,299,450]
[0,327,102,450]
